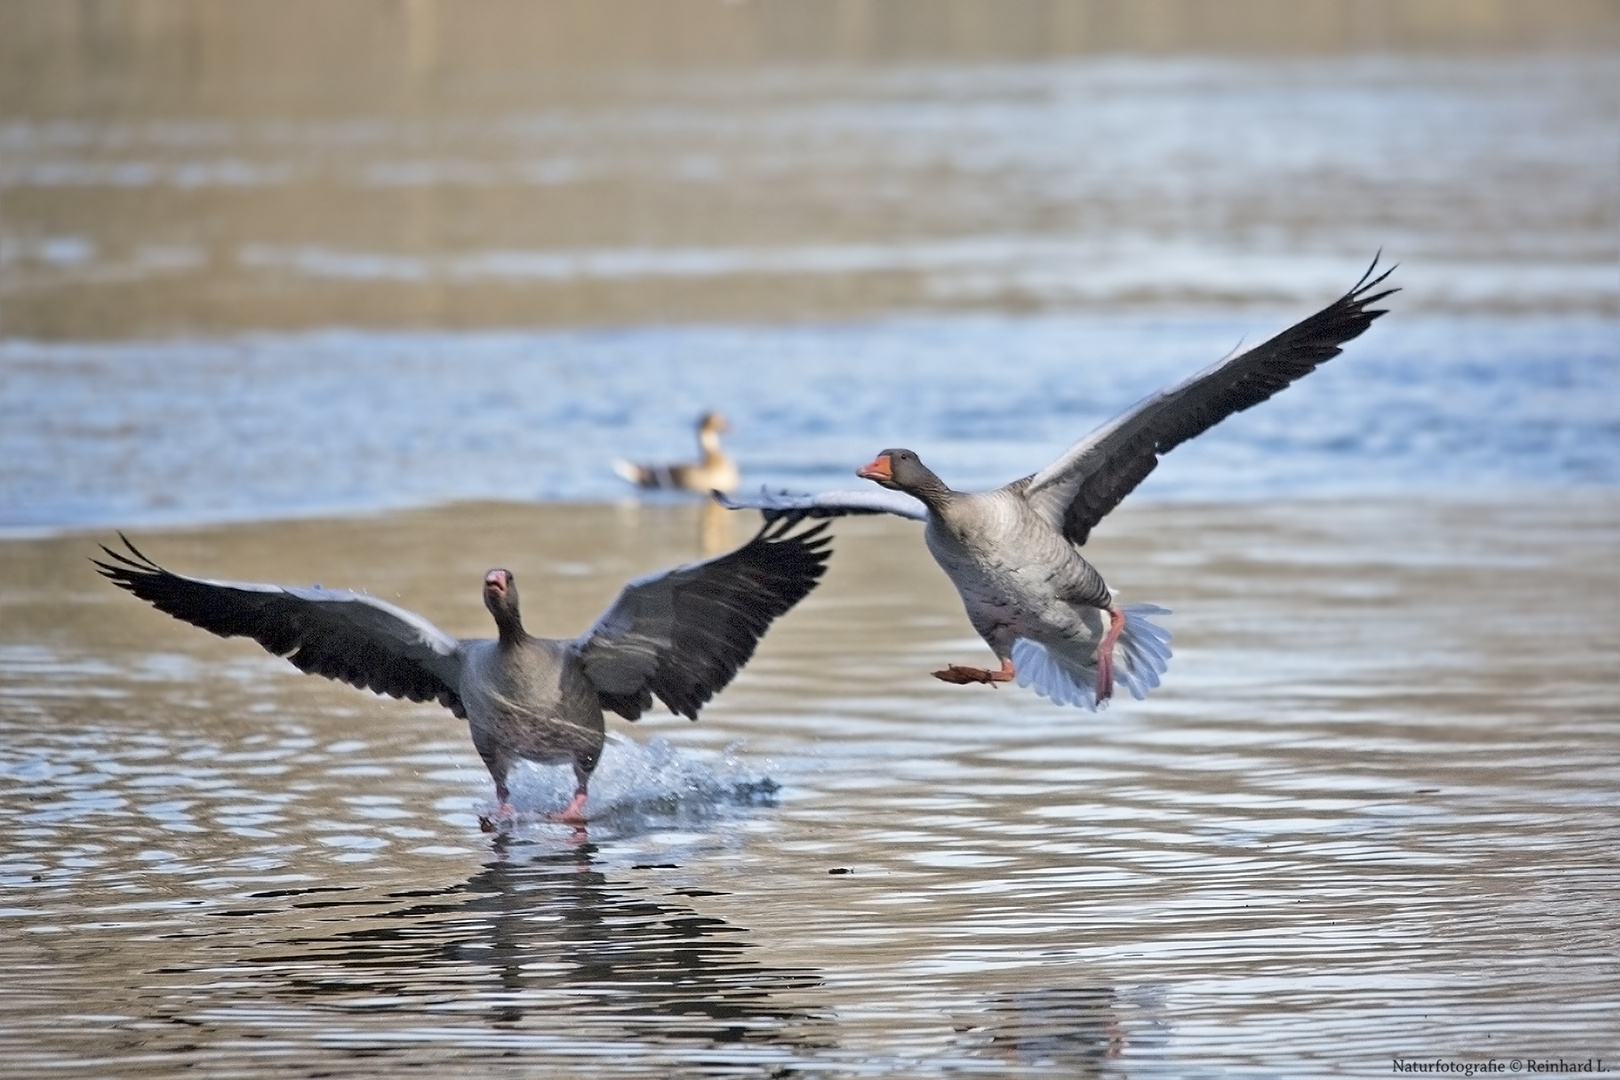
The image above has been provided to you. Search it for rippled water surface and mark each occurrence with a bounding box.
[3,6,1618,1076]
[4,312,1618,534]
[3,497,1617,1077]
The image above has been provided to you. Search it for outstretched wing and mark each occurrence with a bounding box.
[1024,255,1398,545]
[575,518,833,720]
[716,486,930,523]
[93,534,468,716]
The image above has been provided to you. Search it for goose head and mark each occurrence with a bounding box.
[857,448,948,500]
[483,568,526,641]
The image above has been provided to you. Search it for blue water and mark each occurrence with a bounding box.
[6,52,1615,536]
[2,311,1615,535]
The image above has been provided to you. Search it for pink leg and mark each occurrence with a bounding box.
[932,656,1016,686]
[547,788,589,825]
[1095,607,1126,704]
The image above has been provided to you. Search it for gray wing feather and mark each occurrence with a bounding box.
[576,518,833,721]
[717,486,929,523]
[1024,255,1397,545]
[93,535,467,716]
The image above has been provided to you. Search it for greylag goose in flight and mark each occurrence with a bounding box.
[615,411,740,495]
[722,257,1396,710]
[94,519,831,826]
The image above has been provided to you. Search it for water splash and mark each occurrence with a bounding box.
[492,734,780,838]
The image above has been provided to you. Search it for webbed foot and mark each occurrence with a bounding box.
[931,657,1016,686]
[545,790,589,825]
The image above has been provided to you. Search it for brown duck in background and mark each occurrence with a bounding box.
[94,518,831,828]
[615,411,740,495]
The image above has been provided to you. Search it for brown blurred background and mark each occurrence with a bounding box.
[7,0,1616,113]
[2,0,1614,339]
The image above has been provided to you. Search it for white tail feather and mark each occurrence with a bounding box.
[614,460,677,489]
[612,459,646,485]
[1012,602,1172,711]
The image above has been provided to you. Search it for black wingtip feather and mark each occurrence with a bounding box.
[93,535,466,716]
[644,518,832,720]
[1059,254,1398,546]
[93,533,155,579]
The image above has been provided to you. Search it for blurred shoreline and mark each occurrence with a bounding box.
[6,0,1616,120]
[3,19,1614,339]
[3,485,1615,545]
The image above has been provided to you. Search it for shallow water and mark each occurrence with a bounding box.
[4,311,1618,536]
[0,307,1613,537]
[3,8,1619,1076]
[2,496,1617,1077]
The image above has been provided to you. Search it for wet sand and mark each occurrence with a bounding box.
[2,493,1615,1075]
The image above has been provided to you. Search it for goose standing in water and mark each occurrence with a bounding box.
[615,411,740,495]
[95,519,831,827]
[723,258,1396,709]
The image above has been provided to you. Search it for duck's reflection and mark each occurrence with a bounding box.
[247,845,827,1051]
[699,498,738,556]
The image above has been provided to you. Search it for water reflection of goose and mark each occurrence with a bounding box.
[956,986,1168,1071]
[724,258,1396,710]
[615,412,741,495]
[95,518,830,828]
[244,849,828,1051]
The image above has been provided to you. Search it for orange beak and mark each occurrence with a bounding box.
[856,454,893,484]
